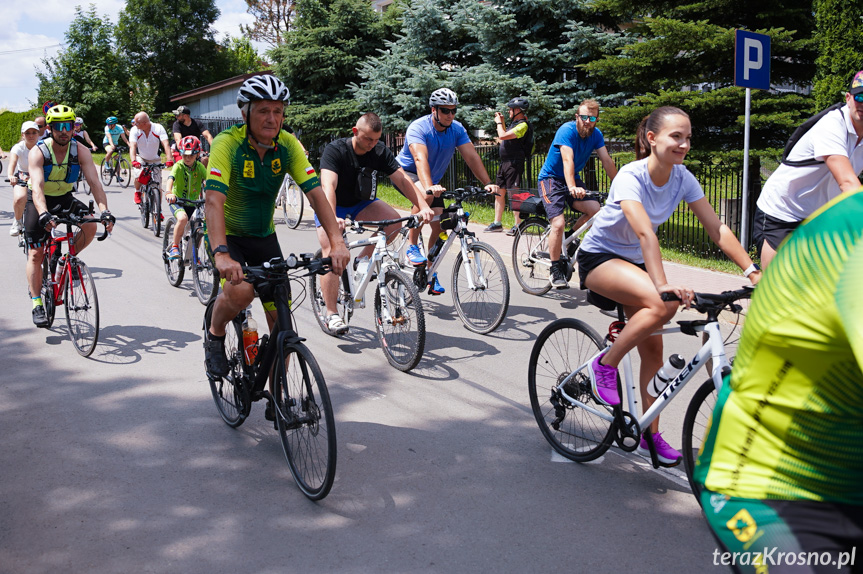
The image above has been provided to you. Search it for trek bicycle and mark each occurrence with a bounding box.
[527,286,752,497]
[309,215,426,372]
[276,174,304,229]
[137,163,164,237]
[40,202,112,357]
[405,186,510,334]
[100,146,131,188]
[162,197,219,305]
[511,192,606,295]
[204,254,337,500]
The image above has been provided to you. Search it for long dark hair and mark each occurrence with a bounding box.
[634,106,690,160]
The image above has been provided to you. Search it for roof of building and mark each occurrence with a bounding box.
[169,71,274,103]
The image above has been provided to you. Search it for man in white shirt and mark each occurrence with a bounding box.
[129,112,173,204]
[754,69,863,267]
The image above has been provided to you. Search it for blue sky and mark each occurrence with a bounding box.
[0,0,267,112]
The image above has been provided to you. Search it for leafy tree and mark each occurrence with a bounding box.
[35,5,131,129]
[220,37,267,75]
[241,0,295,47]
[813,0,863,109]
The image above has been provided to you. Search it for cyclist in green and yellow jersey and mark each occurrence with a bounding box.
[165,135,207,259]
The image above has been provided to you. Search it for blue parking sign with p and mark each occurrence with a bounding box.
[735,30,770,90]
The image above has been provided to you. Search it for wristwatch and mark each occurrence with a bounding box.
[213,244,229,255]
[743,263,761,277]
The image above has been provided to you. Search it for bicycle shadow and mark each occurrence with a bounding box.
[87,267,123,281]
[83,324,201,365]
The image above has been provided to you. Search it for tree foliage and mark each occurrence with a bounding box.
[813,0,863,109]
[241,0,296,47]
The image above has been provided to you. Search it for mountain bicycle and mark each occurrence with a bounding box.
[527,286,752,498]
[40,202,112,357]
[137,163,164,237]
[5,173,29,255]
[162,197,219,305]
[100,146,131,188]
[309,215,426,372]
[405,186,510,334]
[511,192,607,295]
[204,254,337,500]
[276,174,304,229]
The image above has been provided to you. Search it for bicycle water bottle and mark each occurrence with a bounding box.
[427,232,447,262]
[647,354,685,397]
[242,306,259,365]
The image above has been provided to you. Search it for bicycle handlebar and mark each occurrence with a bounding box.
[49,204,112,242]
[426,186,495,200]
[348,214,420,232]
[170,197,206,208]
[242,254,333,282]
[660,286,754,314]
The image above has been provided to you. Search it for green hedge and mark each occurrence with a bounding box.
[0,108,41,151]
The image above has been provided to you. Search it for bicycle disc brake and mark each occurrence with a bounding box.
[612,408,641,452]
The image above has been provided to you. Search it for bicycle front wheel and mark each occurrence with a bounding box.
[308,249,351,335]
[162,218,184,286]
[64,260,99,357]
[99,157,113,186]
[151,190,162,237]
[40,256,56,328]
[682,379,719,503]
[451,241,510,334]
[274,341,337,500]
[283,180,304,229]
[204,300,248,427]
[140,192,150,228]
[374,268,425,371]
[118,158,131,188]
[528,318,615,462]
[192,229,218,305]
[512,217,552,296]
[80,172,90,195]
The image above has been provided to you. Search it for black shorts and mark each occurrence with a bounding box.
[539,177,587,220]
[495,159,525,190]
[226,234,285,304]
[576,250,646,311]
[24,191,88,246]
[169,203,196,220]
[751,205,801,257]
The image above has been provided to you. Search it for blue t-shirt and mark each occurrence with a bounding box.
[396,115,472,185]
[538,122,605,181]
[579,158,705,263]
[103,125,124,146]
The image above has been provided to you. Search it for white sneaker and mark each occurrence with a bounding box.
[326,314,349,336]
[9,220,23,237]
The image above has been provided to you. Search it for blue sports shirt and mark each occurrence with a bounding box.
[538,122,605,181]
[396,115,471,185]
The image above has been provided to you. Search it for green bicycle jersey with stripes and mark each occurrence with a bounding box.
[204,124,319,237]
[168,160,207,201]
[696,189,863,504]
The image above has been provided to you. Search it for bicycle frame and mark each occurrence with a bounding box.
[244,281,302,399]
[342,223,405,323]
[425,209,487,290]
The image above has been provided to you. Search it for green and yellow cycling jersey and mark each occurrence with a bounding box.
[168,160,207,201]
[204,123,319,237]
[695,189,863,504]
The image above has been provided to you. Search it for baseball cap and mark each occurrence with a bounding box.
[21,120,40,133]
[172,105,191,115]
[75,117,83,124]
[850,70,863,95]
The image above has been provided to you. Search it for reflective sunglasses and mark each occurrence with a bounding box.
[854,93,863,103]
[50,121,74,132]
[436,107,457,116]
[578,114,598,123]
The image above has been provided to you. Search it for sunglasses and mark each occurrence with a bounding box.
[854,94,863,103]
[436,107,457,116]
[50,122,74,132]
[578,114,598,123]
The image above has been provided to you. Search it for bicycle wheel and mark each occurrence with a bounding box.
[192,229,218,305]
[528,318,615,462]
[374,268,425,371]
[162,218,184,286]
[80,172,90,195]
[64,260,99,357]
[151,189,162,237]
[451,241,510,334]
[40,256,56,328]
[682,379,719,503]
[308,249,351,335]
[274,341,337,500]
[118,158,131,188]
[512,217,552,296]
[140,190,150,229]
[204,300,248,427]
[99,157,113,186]
[283,180,304,229]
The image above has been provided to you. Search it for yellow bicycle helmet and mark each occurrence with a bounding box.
[46,104,76,124]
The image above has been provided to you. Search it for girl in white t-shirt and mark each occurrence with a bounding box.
[576,106,761,466]
[7,122,42,237]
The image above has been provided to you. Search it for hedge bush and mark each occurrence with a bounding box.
[0,109,41,151]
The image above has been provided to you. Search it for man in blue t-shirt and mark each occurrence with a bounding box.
[395,88,499,294]
[538,99,618,288]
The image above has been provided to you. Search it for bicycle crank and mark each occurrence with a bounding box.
[611,408,641,452]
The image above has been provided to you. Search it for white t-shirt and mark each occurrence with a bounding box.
[10,140,33,174]
[758,104,863,222]
[580,158,705,263]
[130,123,169,162]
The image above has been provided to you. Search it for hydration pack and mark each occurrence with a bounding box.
[36,139,80,183]
[781,103,845,167]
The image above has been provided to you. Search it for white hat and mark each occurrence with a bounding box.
[75,117,83,124]
[21,120,39,133]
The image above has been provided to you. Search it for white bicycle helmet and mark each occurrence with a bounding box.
[429,88,458,107]
[237,75,291,108]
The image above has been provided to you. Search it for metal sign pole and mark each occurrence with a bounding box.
[742,87,751,247]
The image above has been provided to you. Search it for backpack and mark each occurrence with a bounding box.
[781,102,845,167]
[36,139,80,184]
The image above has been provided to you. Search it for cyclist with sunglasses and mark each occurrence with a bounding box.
[754,69,863,269]
[538,98,618,289]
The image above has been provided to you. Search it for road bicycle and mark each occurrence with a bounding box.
[137,163,164,237]
[75,167,90,195]
[309,215,426,372]
[100,146,131,188]
[204,254,337,500]
[276,174,304,229]
[405,186,510,334]
[511,191,606,295]
[162,197,219,305]
[527,286,752,497]
[39,202,112,357]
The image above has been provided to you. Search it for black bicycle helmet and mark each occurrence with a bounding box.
[506,97,529,111]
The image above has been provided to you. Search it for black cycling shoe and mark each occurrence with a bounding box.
[204,330,229,378]
[550,261,570,289]
[265,402,281,430]
[32,305,49,328]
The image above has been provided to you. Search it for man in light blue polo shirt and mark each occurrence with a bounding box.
[538,99,617,288]
[396,88,499,295]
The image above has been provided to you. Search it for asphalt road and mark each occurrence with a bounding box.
[0,171,736,573]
